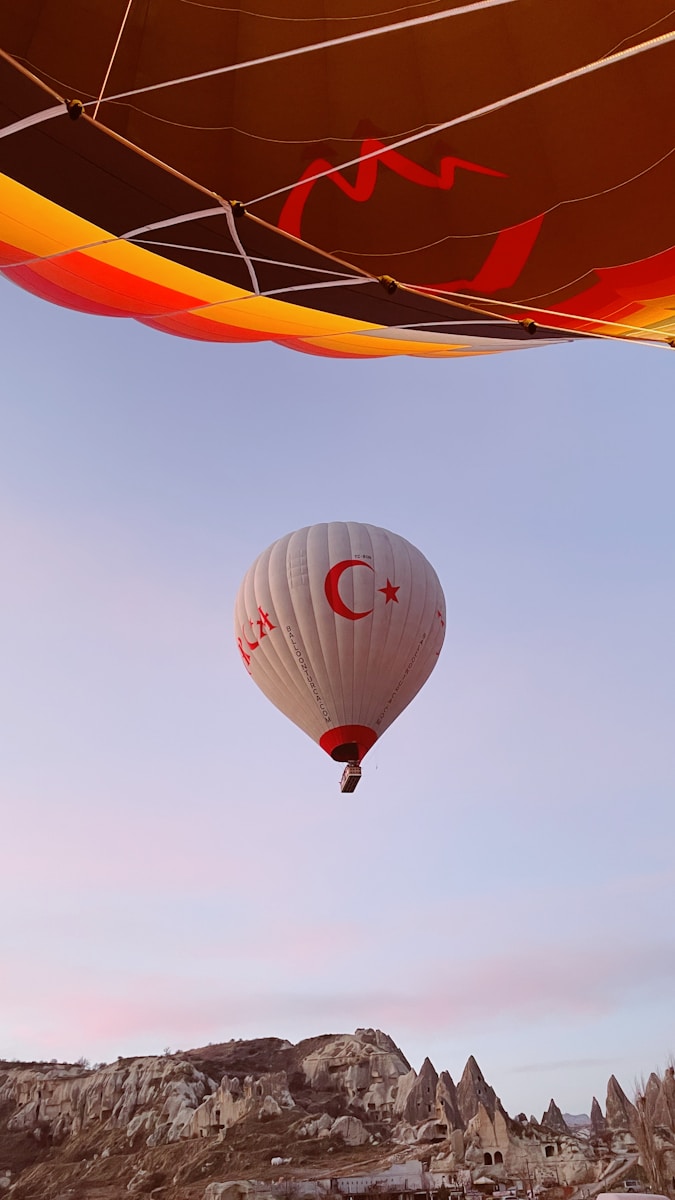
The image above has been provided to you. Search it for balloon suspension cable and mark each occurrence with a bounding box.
[243,26,675,211]
[1,46,672,350]
[93,0,135,122]
[400,281,675,347]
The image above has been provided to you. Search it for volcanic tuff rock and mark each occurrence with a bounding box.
[541,1100,569,1133]
[651,1065,675,1129]
[605,1074,638,1131]
[394,1058,439,1125]
[457,1056,505,1127]
[1,1031,674,1200]
[436,1070,463,1134]
[0,1055,215,1144]
[590,1097,607,1135]
[301,1029,409,1116]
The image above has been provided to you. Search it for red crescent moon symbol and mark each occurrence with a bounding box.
[324,559,374,620]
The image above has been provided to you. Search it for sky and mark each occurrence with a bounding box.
[1,277,674,1120]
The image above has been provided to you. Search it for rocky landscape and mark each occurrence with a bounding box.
[0,1029,673,1200]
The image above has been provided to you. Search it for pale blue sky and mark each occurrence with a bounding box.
[1,279,673,1118]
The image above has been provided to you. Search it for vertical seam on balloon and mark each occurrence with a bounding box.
[323,522,348,725]
[249,542,315,737]
[272,535,330,737]
[374,533,416,734]
[278,534,316,723]
[354,522,377,727]
[361,522,392,729]
[286,529,326,735]
[347,521,357,727]
[398,540,438,729]
[244,549,298,712]
[411,552,444,695]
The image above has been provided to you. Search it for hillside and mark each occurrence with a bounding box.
[0,1029,673,1200]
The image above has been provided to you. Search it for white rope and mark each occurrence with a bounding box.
[132,238,365,279]
[261,277,372,297]
[224,203,260,294]
[410,283,672,342]
[93,0,135,121]
[122,206,225,239]
[603,6,675,59]
[0,104,64,140]
[247,26,675,207]
[114,273,670,344]
[96,0,519,105]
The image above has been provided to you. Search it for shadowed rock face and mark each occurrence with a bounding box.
[394,1058,439,1125]
[458,1056,505,1127]
[437,1070,463,1133]
[653,1065,675,1130]
[301,1029,410,1116]
[541,1100,569,1133]
[590,1096,607,1135]
[605,1075,637,1131]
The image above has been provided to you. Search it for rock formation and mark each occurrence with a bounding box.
[394,1058,439,1126]
[605,1074,638,1131]
[541,1100,569,1133]
[457,1056,507,1128]
[0,1032,671,1200]
[436,1070,462,1134]
[590,1096,607,1135]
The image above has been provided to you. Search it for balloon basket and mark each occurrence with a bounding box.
[339,762,362,793]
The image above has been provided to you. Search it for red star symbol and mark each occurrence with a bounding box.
[379,578,400,604]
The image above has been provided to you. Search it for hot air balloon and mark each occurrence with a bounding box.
[1,3,675,358]
[235,523,445,791]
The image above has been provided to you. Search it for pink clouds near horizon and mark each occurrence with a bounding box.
[2,930,673,1065]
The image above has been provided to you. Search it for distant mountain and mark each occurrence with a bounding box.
[564,1112,591,1128]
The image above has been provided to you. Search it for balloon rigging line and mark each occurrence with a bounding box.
[2,230,364,287]
[92,0,520,106]
[124,206,225,238]
[246,26,675,208]
[224,202,260,293]
[409,283,671,344]
[330,143,675,258]
[3,206,665,344]
[132,239,366,279]
[603,6,675,59]
[103,269,667,346]
[99,98,440,145]
[252,276,374,297]
[0,56,670,346]
[0,102,64,140]
[0,208,228,269]
[92,0,135,121]
[178,0,451,21]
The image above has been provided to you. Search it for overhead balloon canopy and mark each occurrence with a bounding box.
[235,523,445,791]
[1,1,675,358]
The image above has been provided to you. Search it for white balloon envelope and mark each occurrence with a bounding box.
[234,522,446,789]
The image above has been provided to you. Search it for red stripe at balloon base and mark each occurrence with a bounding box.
[320,725,377,763]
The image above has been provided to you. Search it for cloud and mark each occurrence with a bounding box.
[3,930,674,1065]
